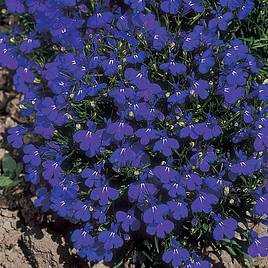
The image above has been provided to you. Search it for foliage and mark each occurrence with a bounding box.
[0,153,22,188]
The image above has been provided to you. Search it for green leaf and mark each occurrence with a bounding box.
[0,176,15,188]
[2,154,21,179]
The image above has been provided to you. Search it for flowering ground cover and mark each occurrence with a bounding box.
[0,0,267,267]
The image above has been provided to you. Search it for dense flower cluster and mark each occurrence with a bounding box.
[2,0,268,266]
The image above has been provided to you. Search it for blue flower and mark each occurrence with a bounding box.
[191,192,218,213]
[153,165,180,184]
[128,180,158,202]
[7,126,26,148]
[208,12,233,31]
[167,200,188,220]
[71,224,94,250]
[73,126,104,157]
[23,144,41,167]
[109,146,137,167]
[182,170,202,191]
[98,225,124,250]
[72,201,92,222]
[153,136,180,156]
[81,166,105,188]
[143,204,169,224]
[195,49,215,74]
[87,11,113,29]
[248,232,268,257]
[213,215,237,241]
[135,127,159,145]
[124,0,146,12]
[160,59,187,76]
[90,185,118,206]
[146,220,174,238]
[116,210,140,232]
[230,151,261,176]
[5,0,25,13]
[126,51,147,64]
[106,120,133,141]
[20,37,40,53]
[162,240,190,268]
[161,0,181,14]
[189,77,210,100]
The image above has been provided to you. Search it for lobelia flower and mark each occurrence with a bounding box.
[213,214,237,241]
[180,114,200,139]
[87,11,113,29]
[182,30,201,52]
[23,144,41,167]
[71,224,94,250]
[74,82,106,102]
[72,200,92,222]
[50,194,73,218]
[126,51,147,64]
[5,0,25,13]
[242,105,254,124]
[208,11,233,31]
[133,102,165,122]
[183,0,204,13]
[124,0,146,12]
[190,147,217,172]
[128,180,158,203]
[151,27,169,51]
[226,68,248,86]
[109,146,137,167]
[221,86,245,104]
[254,191,268,216]
[7,126,26,148]
[189,77,210,100]
[237,0,254,20]
[248,231,268,257]
[161,0,181,14]
[230,150,262,176]
[160,59,187,76]
[116,210,140,233]
[162,239,190,268]
[2,0,266,266]
[182,169,202,191]
[98,224,124,250]
[143,204,169,224]
[163,176,185,198]
[106,120,133,141]
[204,173,230,192]
[153,165,180,184]
[73,124,104,157]
[195,48,215,74]
[254,128,268,152]
[93,205,108,224]
[90,185,119,206]
[20,37,40,53]
[196,115,222,140]
[81,166,105,188]
[102,56,120,76]
[42,159,63,185]
[167,200,188,220]
[124,67,149,89]
[153,136,180,156]
[25,166,40,184]
[191,191,218,213]
[168,88,189,105]
[146,219,174,238]
[135,127,160,145]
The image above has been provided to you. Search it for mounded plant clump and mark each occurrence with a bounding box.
[1,0,268,267]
